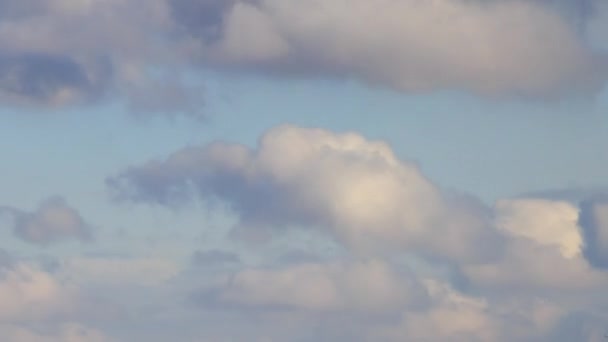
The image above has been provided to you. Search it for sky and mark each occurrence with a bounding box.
[0,0,608,341]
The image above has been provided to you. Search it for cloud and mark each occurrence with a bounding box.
[0,52,111,106]
[0,262,79,322]
[494,198,582,258]
[457,197,608,291]
[210,259,424,313]
[0,0,603,114]
[190,260,575,341]
[109,124,504,263]
[0,0,207,116]
[375,280,565,342]
[180,0,608,98]
[578,197,608,268]
[105,124,608,339]
[58,256,180,287]
[0,197,93,245]
[463,236,608,291]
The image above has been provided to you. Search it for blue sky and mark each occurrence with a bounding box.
[1,0,608,341]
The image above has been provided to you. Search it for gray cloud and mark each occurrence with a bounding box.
[168,0,239,43]
[0,52,112,106]
[0,0,206,117]
[578,197,608,268]
[1,197,93,245]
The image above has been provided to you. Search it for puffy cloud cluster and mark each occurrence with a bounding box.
[0,197,92,245]
[0,251,196,341]
[110,125,503,262]
[108,124,608,340]
[495,198,582,258]
[0,0,605,114]
[182,0,607,98]
[2,125,606,340]
[0,0,206,115]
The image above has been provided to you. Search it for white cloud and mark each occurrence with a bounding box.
[110,124,503,263]
[105,124,608,340]
[495,198,582,258]
[375,280,564,342]
[196,0,607,98]
[0,0,603,112]
[464,197,608,291]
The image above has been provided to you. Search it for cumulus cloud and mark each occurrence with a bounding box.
[181,0,608,98]
[0,197,93,245]
[109,124,503,262]
[103,124,608,340]
[495,198,582,258]
[191,260,577,341]
[375,280,565,342]
[461,197,608,291]
[463,236,608,291]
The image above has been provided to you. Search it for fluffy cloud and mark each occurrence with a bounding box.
[193,262,576,341]
[183,0,607,98]
[376,280,565,342]
[104,123,608,340]
[0,197,93,245]
[494,198,582,258]
[465,197,608,291]
[0,0,604,113]
[109,124,503,262]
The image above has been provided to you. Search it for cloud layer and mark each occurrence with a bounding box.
[2,124,608,340]
[2,1,608,339]
[0,0,605,114]
[105,123,608,340]
[190,0,607,98]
